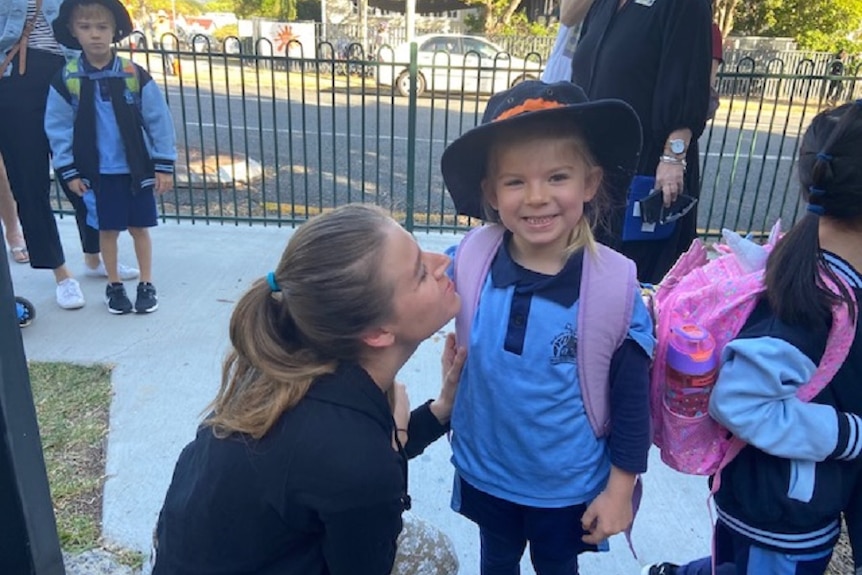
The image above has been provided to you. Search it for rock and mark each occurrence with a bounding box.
[63,549,137,575]
[391,512,459,575]
[174,151,263,188]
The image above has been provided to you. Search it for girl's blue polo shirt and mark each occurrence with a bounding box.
[448,239,654,508]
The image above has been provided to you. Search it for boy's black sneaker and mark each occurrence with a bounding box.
[641,564,679,575]
[135,282,159,313]
[105,283,133,314]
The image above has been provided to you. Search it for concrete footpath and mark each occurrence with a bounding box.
[11,217,714,574]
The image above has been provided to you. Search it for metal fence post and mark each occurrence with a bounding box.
[405,42,418,232]
[0,249,64,575]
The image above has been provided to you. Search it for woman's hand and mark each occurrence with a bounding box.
[429,333,466,425]
[654,160,684,208]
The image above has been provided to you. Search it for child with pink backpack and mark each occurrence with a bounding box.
[441,80,655,574]
[642,102,862,575]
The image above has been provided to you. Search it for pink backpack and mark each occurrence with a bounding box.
[453,223,637,438]
[650,222,858,484]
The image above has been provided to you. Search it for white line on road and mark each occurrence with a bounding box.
[189,121,428,143]
[186,121,800,162]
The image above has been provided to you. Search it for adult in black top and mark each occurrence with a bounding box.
[570,0,712,283]
[155,364,450,575]
[152,204,465,575]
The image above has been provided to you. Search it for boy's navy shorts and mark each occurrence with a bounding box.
[93,174,158,231]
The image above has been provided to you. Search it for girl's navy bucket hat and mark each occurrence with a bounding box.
[441,80,643,220]
[53,0,134,50]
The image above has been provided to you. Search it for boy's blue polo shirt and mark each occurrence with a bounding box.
[81,57,130,175]
[449,238,654,508]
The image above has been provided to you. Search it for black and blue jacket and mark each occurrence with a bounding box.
[45,54,176,193]
[710,252,862,556]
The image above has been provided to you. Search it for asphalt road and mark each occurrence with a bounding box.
[158,71,816,237]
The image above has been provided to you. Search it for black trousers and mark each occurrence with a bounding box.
[0,49,80,269]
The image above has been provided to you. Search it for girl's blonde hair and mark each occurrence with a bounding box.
[205,204,396,439]
[482,118,607,256]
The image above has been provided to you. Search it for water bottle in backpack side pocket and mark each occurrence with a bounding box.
[665,323,718,417]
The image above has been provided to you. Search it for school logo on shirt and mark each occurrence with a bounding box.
[550,324,577,365]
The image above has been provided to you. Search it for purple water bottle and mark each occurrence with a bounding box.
[665,323,718,417]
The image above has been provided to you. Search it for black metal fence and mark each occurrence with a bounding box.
[51,37,861,239]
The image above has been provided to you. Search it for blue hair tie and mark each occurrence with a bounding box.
[808,186,827,197]
[807,203,826,216]
[816,152,833,162]
[266,271,281,293]
[856,99,862,107]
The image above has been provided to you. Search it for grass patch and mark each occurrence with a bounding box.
[30,362,112,553]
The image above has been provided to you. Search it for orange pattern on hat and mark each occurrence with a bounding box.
[493,98,566,122]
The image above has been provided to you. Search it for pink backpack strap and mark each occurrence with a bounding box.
[797,272,858,402]
[453,225,506,347]
[577,245,637,437]
[712,271,858,495]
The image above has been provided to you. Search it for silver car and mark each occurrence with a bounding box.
[376,33,542,97]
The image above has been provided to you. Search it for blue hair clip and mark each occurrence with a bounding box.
[816,152,833,162]
[855,99,862,107]
[266,271,281,293]
[808,186,827,197]
[807,203,826,216]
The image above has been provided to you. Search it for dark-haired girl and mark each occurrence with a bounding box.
[694,102,862,574]
[152,204,465,575]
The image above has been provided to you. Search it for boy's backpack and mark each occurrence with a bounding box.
[650,222,857,485]
[453,223,637,438]
[62,56,141,109]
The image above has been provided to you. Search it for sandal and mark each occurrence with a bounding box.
[10,245,29,264]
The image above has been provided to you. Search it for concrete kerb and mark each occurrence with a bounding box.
[12,217,714,575]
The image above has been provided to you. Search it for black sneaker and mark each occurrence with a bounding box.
[641,564,679,575]
[105,283,133,314]
[135,282,159,314]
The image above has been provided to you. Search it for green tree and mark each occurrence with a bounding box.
[233,0,298,20]
[131,0,204,17]
[461,0,525,33]
[714,0,742,38]
[205,0,237,10]
[732,0,862,51]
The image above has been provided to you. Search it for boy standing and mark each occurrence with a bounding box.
[46,0,176,314]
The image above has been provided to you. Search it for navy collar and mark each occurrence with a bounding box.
[490,232,584,307]
[823,251,862,289]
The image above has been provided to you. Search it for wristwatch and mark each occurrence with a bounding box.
[668,138,686,155]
